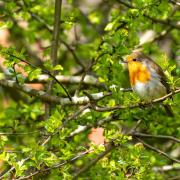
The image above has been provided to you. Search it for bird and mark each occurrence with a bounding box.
[126,51,174,116]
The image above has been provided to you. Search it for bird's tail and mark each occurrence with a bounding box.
[163,104,174,117]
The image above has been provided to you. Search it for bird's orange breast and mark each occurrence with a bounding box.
[128,62,151,86]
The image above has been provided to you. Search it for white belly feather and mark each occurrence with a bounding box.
[132,79,167,101]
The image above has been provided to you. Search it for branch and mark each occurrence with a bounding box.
[117,0,180,29]
[74,53,106,96]
[90,88,180,112]
[73,143,114,179]
[143,14,180,30]
[45,0,63,118]
[27,74,100,86]
[153,165,180,172]
[50,0,62,68]
[14,150,92,180]
[68,114,118,138]
[131,132,180,143]
[0,131,41,136]
[1,51,72,100]
[137,27,173,48]
[0,79,111,104]
[170,0,180,6]
[136,138,180,163]
[1,63,100,86]
[0,79,180,107]
[41,104,90,146]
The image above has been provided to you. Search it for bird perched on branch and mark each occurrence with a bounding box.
[126,51,174,116]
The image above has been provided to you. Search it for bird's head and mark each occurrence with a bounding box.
[126,51,143,63]
[126,51,151,85]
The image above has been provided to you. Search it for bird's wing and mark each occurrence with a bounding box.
[142,54,171,94]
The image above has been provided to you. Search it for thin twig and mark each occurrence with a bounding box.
[90,88,180,112]
[68,114,120,139]
[117,0,180,29]
[73,142,114,179]
[131,133,180,143]
[2,51,72,100]
[14,150,92,180]
[153,165,180,172]
[41,104,90,146]
[0,157,30,180]
[60,39,85,68]
[0,131,41,136]
[75,52,107,96]
[128,119,142,134]
[136,138,180,163]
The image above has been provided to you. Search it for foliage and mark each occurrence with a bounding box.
[0,0,179,179]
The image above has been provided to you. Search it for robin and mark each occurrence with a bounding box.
[126,51,174,116]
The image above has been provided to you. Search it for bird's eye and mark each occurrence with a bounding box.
[133,58,137,61]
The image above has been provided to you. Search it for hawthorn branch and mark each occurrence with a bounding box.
[41,104,90,146]
[0,131,41,136]
[137,27,173,49]
[136,138,180,163]
[14,150,92,180]
[117,0,180,29]
[0,79,180,107]
[68,114,120,138]
[0,104,90,179]
[72,119,144,179]
[1,51,72,100]
[143,14,180,30]
[153,165,180,172]
[74,52,107,96]
[0,157,30,180]
[26,74,101,86]
[131,132,180,143]
[89,88,180,112]
[73,142,114,179]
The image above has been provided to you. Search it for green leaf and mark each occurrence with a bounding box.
[45,110,65,133]
[28,68,41,81]
[53,64,64,71]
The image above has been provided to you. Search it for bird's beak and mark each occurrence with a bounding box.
[119,56,128,64]
[119,57,128,70]
[121,60,128,63]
